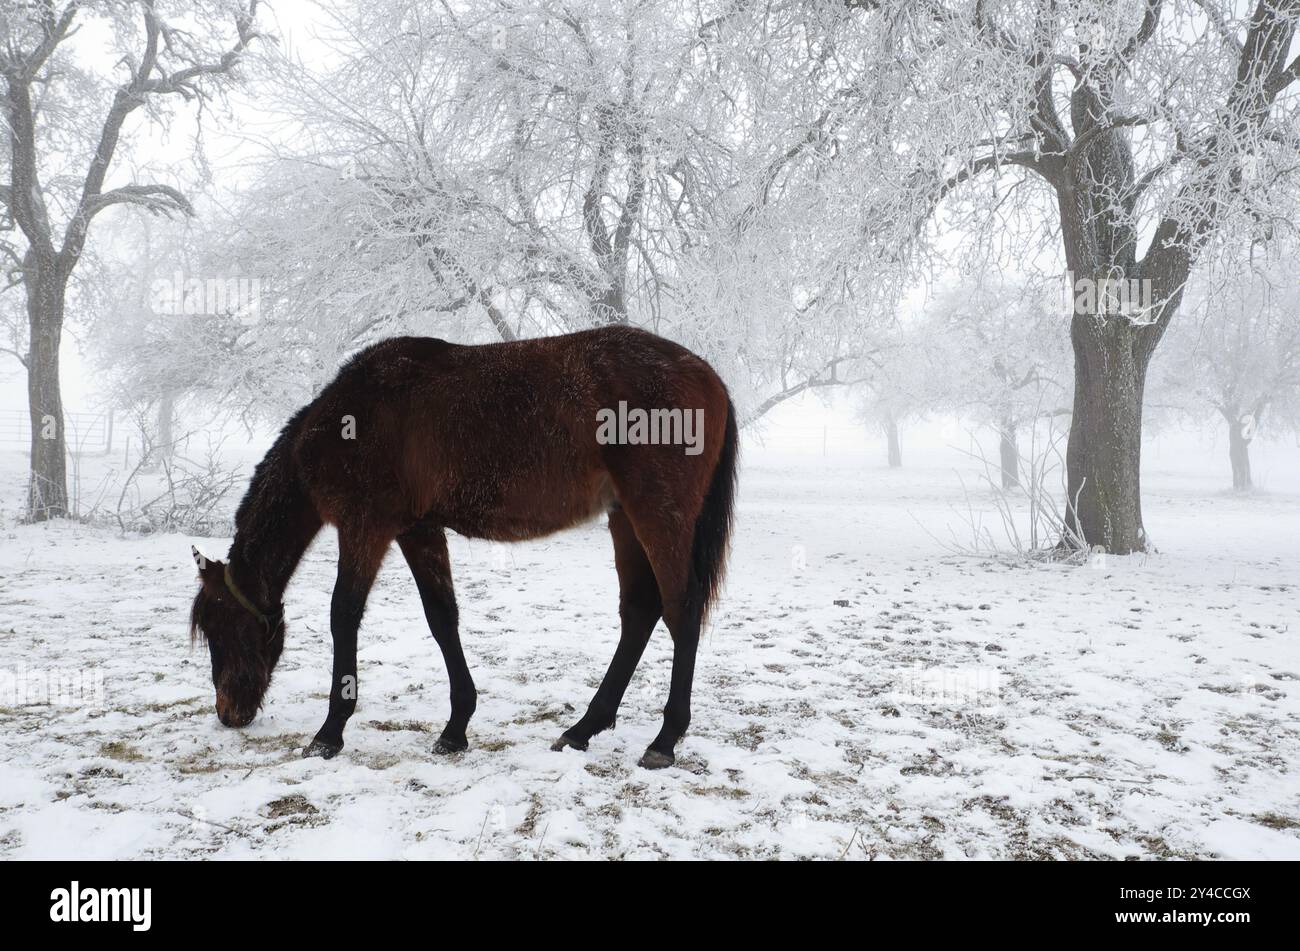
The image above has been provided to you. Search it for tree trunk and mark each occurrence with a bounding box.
[25,268,70,521]
[1228,417,1253,491]
[885,416,902,468]
[145,390,177,471]
[158,391,175,461]
[998,419,1019,490]
[1063,315,1149,554]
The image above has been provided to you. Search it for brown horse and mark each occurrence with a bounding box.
[190,325,737,769]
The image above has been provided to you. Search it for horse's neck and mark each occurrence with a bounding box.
[228,439,321,607]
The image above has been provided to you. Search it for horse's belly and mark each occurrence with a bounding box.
[438,468,614,542]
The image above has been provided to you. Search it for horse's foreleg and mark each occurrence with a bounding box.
[397,523,476,754]
[553,508,661,753]
[303,525,388,759]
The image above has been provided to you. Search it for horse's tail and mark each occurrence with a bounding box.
[688,396,739,624]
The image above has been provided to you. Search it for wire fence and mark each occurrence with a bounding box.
[0,410,115,455]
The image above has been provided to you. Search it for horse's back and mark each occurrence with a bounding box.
[327,326,717,397]
[292,328,728,538]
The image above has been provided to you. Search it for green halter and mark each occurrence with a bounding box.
[223,564,283,637]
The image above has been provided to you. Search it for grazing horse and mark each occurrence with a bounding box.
[190,326,738,769]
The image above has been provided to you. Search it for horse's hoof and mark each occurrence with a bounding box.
[638,748,674,770]
[302,738,343,760]
[433,736,468,755]
[550,733,588,753]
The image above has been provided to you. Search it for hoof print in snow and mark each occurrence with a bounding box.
[264,794,319,819]
[262,795,326,832]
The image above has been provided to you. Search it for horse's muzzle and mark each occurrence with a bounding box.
[216,695,255,728]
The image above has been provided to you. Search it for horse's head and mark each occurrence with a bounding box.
[189,546,285,728]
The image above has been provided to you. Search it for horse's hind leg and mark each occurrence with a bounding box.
[397,522,477,754]
[553,507,661,753]
[304,524,390,759]
[638,584,701,770]
[614,499,703,771]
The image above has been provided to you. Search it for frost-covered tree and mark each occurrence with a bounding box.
[236,0,741,334]
[1,0,262,519]
[90,212,251,456]
[853,317,932,468]
[923,272,1072,488]
[1153,242,1300,490]
[215,0,899,420]
[838,0,1300,552]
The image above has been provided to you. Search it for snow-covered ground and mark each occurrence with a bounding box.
[1,426,1298,860]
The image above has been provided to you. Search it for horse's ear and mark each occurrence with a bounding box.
[191,546,223,581]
